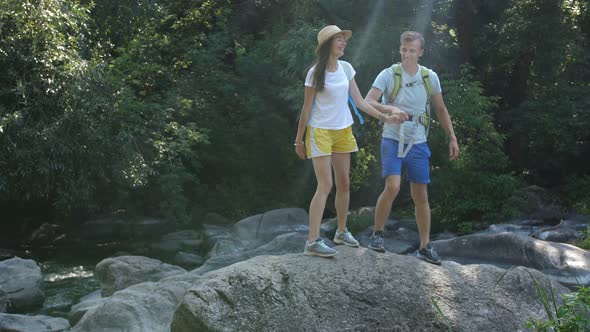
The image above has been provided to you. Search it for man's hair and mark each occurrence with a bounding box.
[400,31,425,49]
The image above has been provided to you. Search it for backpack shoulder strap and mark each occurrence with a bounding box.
[421,66,432,100]
[339,60,353,81]
[390,63,402,102]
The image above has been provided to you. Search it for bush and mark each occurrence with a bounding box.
[429,67,522,226]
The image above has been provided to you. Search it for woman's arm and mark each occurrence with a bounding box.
[294,86,315,159]
[349,79,407,123]
[365,87,405,118]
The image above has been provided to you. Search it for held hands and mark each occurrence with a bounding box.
[381,108,409,124]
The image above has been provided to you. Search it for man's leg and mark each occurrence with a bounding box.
[411,182,441,265]
[374,175,401,233]
[410,183,430,249]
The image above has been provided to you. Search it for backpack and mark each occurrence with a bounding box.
[389,63,433,158]
[390,63,432,135]
[339,60,364,125]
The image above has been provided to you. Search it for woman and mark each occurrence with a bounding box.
[294,25,403,257]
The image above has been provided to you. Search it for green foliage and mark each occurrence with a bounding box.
[564,176,590,215]
[429,67,521,225]
[0,0,131,221]
[1,0,588,232]
[574,227,590,250]
[526,282,590,331]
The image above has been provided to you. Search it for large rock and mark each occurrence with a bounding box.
[151,230,203,253]
[174,252,205,268]
[534,227,582,243]
[478,223,539,237]
[518,185,568,221]
[171,246,568,332]
[0,257,44,310]
[432,232,590,285]
[0,313,70,332]
[70,273,202,332]
[194,232,311,274]
[95,256,186,296]
[356,221,420,254]
[233,208,308,248]
[0,287,8,313]
[68,290,104,325]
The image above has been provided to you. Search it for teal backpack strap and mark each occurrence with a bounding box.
[339,61,364,125]
[348,95,364,125]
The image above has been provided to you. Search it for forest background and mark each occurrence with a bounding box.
[1,0,589,241]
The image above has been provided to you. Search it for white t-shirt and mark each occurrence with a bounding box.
[304,61,355,130]
[372,64,442,143]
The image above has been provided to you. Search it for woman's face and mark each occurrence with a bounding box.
[330,33,347,57]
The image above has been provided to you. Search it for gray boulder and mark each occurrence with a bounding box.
[561,218,590,231]
[356,223,420,254]
[95,256,186,296]
[479,223,539,237]
[171,246,568,332]
[174,252,205,267]
[70,273,202,332]
[233,208,309,248]
[68,290,104,325]
[432,232,590,285]
[0,257,44,310]
[151,230,203,253]
[0,287,8,312]
[534,227,582,243]
[0,313,69,332]
[194,232,312,274]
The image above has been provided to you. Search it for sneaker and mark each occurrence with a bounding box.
[368,232,385,252]
[333,228,359,247]
[304,238,338,257]
[417,243,441,265]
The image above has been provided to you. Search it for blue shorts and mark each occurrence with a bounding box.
[381,138,431,184]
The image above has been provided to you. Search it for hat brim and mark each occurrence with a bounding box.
[315,30,352,53]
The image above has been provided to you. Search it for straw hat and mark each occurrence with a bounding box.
[315,25,352,53]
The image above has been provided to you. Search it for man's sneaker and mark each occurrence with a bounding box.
[333,228,360,247]
[417,243,441,265]
[368,232,385,252]
[304,238,338,257]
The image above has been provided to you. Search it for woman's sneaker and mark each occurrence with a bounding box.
[368,232,385,252]
[417,243,441,265]
[333,228,360,247]
[304,238,338,257]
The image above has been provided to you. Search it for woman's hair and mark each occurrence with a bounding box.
[309,36,334,92]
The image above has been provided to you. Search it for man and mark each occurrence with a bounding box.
[365,31,459,264]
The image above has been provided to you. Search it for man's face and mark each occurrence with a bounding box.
[399,39,423,65]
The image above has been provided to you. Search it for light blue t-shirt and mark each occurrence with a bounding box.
[372,65,442,143]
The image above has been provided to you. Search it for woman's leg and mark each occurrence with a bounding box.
[308,155,333,242]
[331,152,350,232]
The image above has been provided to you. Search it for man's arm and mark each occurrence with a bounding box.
[365,87,407,123]
[431,93,459,160]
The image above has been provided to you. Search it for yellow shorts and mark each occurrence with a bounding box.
[305,126,358,158]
